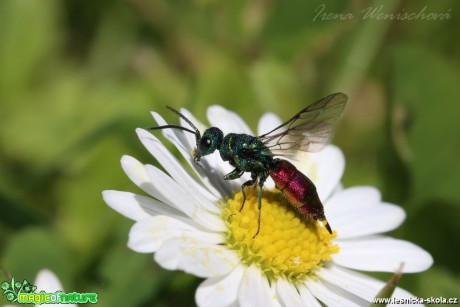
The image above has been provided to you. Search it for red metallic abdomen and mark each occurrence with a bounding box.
[269,159,332,233]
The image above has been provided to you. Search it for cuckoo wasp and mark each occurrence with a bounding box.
[149,93,348,237]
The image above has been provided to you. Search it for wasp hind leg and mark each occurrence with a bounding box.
[239,173,257,212]
[253,172,268,238]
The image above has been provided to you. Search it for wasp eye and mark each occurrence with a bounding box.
[199,137,212,152]
[197,127,223,156]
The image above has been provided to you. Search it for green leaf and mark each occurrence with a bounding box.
[1,228,71,286]
[418,267,460,297]
[0,0,59,97]
[194,53,255,111]
[249,57,304,112]
[392,44,460,206]
[403,199,460,272]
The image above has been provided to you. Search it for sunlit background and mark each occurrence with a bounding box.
[1,0,459,306]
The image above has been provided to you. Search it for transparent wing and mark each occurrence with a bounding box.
[258,92,347,156]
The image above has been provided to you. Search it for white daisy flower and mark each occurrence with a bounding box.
[103,105,433,306]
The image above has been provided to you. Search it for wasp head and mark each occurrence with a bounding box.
[194,127,223,162]
[148,106,224,165]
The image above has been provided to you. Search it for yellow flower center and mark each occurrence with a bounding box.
[223,187,338,283]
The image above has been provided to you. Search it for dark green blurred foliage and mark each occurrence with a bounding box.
[1,0,459,306]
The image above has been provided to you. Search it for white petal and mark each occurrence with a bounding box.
[331,203,405,239]
[333,236,433,273]
[326,186,384,236]
[207,105,253,135]
[128,215,221,253]
[326,186,381,212]
[120,155,173,205]
[144,164,226,232]
[238,265,280,307]
[257,112,282,136]
[331,182,344,195]
[305,279,360,307]
[195,265,245,307]
[298,284,322,307]
[35,269,64,292]
[292,145,344,201]
[275,278,303,306]
[318,264,386,301]
[137,128,220,213]
[317,264,415,303]
[102,190,184,221]
[35,270,77,307]
[154,237,240,278]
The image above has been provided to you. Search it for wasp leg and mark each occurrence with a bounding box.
[224,169,247,219]
[239,173,257,212]
[253,172,268,238]
[223,168,244,180]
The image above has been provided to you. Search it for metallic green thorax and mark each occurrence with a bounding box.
[219,133,273,173]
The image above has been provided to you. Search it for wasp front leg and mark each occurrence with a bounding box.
[223,168,244,181]
[224,170,257,212]
[238,172,258,212]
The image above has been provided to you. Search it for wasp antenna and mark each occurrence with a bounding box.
[162,106,202,146]
[165,106,200,135]
[148,124,197,136]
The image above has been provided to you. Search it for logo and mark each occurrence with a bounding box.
[2,277,98,305]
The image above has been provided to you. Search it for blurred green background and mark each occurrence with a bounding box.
[1,0,459,306]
